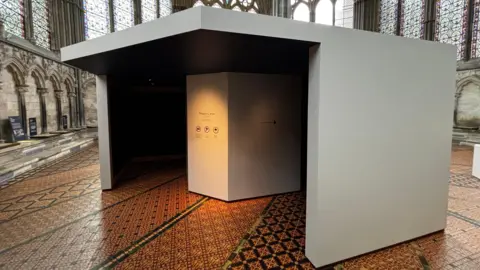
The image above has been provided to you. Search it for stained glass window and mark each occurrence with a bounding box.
[113,0,134,31]
[232,6,241,11]
[470,0,480,58]
[293,3,310,22]
[84,0,110,40]
[212,3,221,8]
[378,0,399,35]
[399,0,425,39]
[315,0,333,25]
[159,0,172,16]
[0,0,25,38]
[32,0,50,49]
[335,0,353,28]
[142,0,156,23]
[435,0,468,60]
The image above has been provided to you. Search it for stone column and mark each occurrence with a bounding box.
[134,0,142,24]
[81,92,87,127]
[16,85,29,136]
[353,0,380,32]
[272,0,290,18]
[423,0,436,41]
[68,92,75,128]
[54,90,64,130]
[37,88,48,134]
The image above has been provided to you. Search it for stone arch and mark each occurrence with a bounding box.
[48,71,63,131]
[48,70,62,90]
[82,77,97,127]
[4,57,27,86]
[82,77,95,90]
[4,57,29,138]
[455,75,480,127]
[30,65,49,133]
[30,65,47,89]
[64,74,75,92]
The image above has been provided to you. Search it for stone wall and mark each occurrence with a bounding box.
[456,69,480,128]
[0,41,97,142]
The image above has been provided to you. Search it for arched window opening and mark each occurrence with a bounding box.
[315,0,333,25]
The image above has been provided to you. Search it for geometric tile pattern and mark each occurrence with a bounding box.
[1,144,99,189]
[224,145,480,270]
[115,196,273,270]
[0,175,201,269]
[0,171,100,221]
[2,143,480,270]
[226,192,316,270]
[93,197,210,269]
[450,173,480,189]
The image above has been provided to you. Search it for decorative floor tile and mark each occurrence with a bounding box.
[114,196,272,270]
[0,143,480,270]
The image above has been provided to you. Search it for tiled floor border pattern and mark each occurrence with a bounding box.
[222,193,433,270]
[1,143,98,189]
[0,174,186,255]
[0,173,100,222]
[222,196,277,269]
[92,197,210,269]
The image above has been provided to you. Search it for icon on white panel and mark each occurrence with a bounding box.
[213,127,219,134]
[204,126,210,133]
[196,126,201,132]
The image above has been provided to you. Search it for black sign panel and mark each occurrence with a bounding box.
[8,116,26,141]
[29,118,37,136]
[62,115,68,130]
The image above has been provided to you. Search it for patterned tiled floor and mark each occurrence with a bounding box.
[0,143,480,269]
[224,145,480,270]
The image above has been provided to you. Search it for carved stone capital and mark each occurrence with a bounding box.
[67,92,76,98]
[54,89,64,99]
[16,85,30,95]
[37,87,48,95]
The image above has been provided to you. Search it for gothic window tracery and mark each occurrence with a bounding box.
[435,0,468,60]
[113,0,135,31]
[84,0,110,40]
[0,0,25,38]
[32,0,51,49]
[335,0,353,28]
[399,0,425,39]
[142,0,157,22]
[293,2,310,22]
[159,0,172,17]
[470,0,480,58]
[378,0,399,35]
[315,0,333,25]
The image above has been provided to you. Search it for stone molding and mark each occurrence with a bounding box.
[37,87,49,95]
[16,85,30,94]
[54,89,64,99]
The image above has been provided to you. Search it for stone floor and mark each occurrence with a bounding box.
[0,144,479,269]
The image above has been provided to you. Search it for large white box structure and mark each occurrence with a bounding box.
[61,7,457,267]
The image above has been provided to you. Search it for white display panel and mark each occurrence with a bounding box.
[187,73,302,201]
